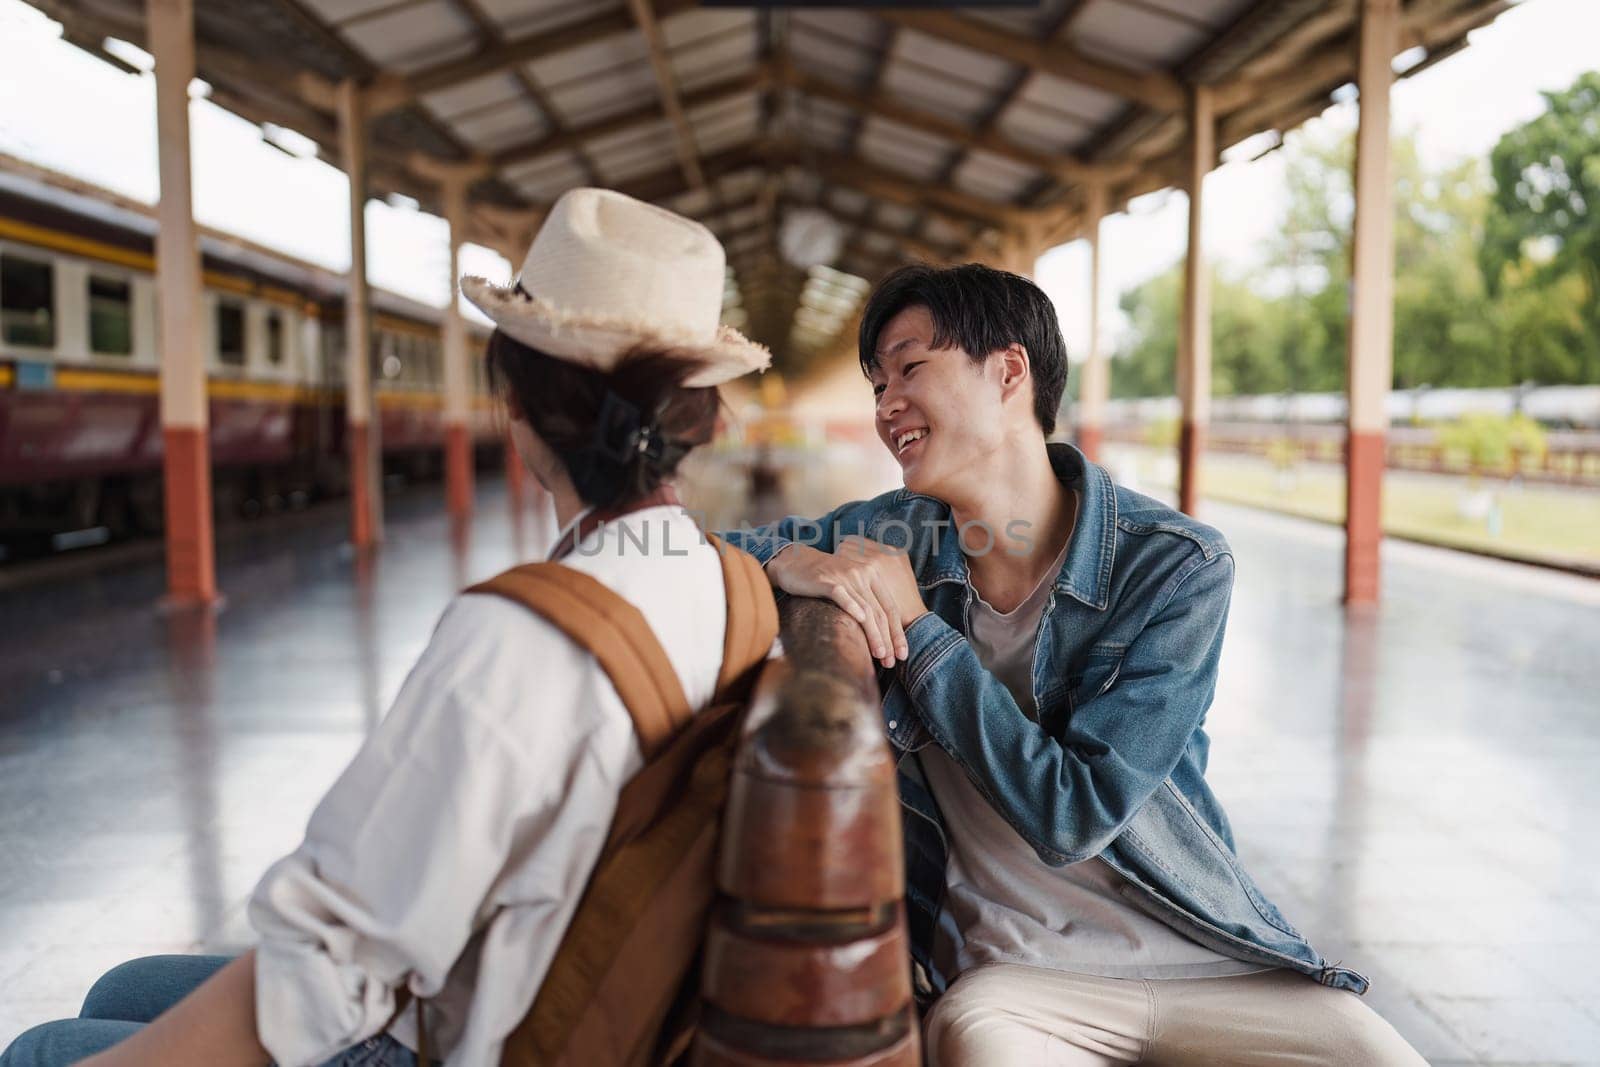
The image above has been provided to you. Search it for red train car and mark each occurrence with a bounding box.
[0,166,498,554]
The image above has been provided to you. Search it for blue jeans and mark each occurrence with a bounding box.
[0,955,427,1067]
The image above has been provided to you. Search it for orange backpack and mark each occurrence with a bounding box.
[464,535,779,1066]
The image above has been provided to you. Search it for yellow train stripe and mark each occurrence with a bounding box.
[0,217,309,313]
[50,367,309,404]
[43,365,492,410]
[376,391,445,410]
[53,368,160,394]
[0,217,149,272]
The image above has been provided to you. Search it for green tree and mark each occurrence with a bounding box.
[1482,70,1600,383]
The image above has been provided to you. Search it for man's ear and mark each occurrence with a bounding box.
[999,343,1031,398]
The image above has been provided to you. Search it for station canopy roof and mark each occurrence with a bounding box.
[28,0,1509,374]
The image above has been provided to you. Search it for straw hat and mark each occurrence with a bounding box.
[460,187,769,388]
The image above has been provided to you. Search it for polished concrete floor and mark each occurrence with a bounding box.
[1,455,1597,1065]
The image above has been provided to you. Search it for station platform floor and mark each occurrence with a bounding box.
[1,461,1597,1064]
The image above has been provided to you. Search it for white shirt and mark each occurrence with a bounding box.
[249,506,729,1066]
[923,532,1265,981]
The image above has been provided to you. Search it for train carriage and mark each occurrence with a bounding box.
[0,166,497,554]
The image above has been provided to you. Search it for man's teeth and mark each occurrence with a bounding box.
[897,429,928,451]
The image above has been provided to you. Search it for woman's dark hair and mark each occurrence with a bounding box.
[486,330,719,509]
[858,263,1069,435]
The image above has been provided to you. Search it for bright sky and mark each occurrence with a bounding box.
[1,0,1596,348]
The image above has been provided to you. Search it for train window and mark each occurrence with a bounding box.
[265,310,284,365]
[1,253,56,348]
[88,275,133,356]
[216,300,246,366]
[423,339,441,386]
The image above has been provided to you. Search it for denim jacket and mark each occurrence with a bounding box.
[720,443,1368,998]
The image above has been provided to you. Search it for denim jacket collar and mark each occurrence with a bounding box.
[891,442,1117,611]
[1048,443,1117,611]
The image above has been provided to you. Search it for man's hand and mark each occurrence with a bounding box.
[766,537,928,668]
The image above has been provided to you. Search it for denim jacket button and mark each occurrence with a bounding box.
[888,720,898,729]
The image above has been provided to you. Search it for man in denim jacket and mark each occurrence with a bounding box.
[720,265,1423,1065]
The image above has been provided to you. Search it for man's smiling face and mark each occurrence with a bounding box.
[869,304,1008,500]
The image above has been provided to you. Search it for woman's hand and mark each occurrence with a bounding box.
[766,538,928,668]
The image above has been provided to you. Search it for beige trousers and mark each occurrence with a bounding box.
[923,964,1427,1067]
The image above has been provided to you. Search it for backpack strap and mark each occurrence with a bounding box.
[707,534,779,704]
[467,564,692,758]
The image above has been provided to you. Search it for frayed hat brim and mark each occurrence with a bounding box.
[461,276,769,387]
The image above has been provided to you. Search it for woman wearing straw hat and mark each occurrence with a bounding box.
[0,188,772,1067]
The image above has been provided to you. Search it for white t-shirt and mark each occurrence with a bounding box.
[923,529,1265,981]
[249,506,732,1065]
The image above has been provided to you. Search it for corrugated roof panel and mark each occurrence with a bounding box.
[298,0,393,22]
[895,28,1016,87]
[859,230,897,256]
[874,201,917,229]
[998,101,1097,156]
[995,113,1074,157]
[790,8,887,43]
[476,0,625,40]
[824,187,871,217]
[597,148,672,185]
[880,61,993,127]
[785,168,823,201]
[421,73,528,122]
[922,214,970,245]
[503,147,583,184]
[1015,73,1124,129]
[860,116,954,164]
[661,7,751,48]
[586,122,676,169]
[527,27,647,89]
[794,98,857,154]
[507,153,589,201]
[857,137,945,184]
[964,0,1075,37]
[542,67,658,128]
[696,115,759,157]
[1072,0,1212,71]
[688,93,756,131]
[952,151,1036,202]
[719,171,764,200]
[789,22,878,82]
[337,1,477,73]
[666,186,714,218]
[719,203,766,232]
[451,100,549,153]
[672,32,758,90]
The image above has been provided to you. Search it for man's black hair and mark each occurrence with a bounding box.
[857,263,1069,435]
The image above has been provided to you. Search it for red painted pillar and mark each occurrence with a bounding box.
[1177,86,1214,517]
[443,179,474,518]
[1077,426,1105,464]
[339,79,381,547]
[505,431,526,505]
[149,0,215,604]
[1344,0,1398,605]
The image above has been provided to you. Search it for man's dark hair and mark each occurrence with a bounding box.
[857,263,1069,435]
[486,330,719,509]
